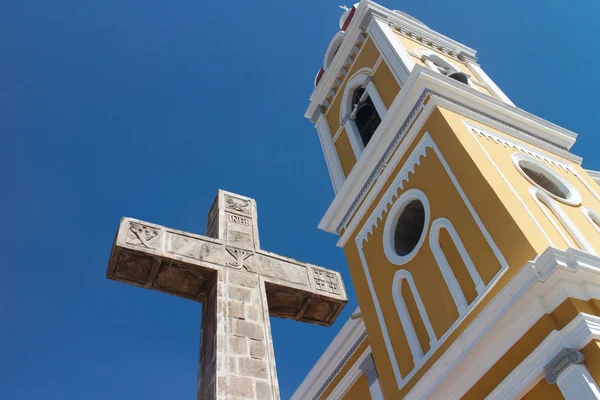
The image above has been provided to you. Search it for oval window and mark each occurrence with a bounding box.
[383,190,430,265]
[394,200,425,256]
[513,154,581,206]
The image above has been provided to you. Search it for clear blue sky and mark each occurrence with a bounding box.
[2,0,600,398]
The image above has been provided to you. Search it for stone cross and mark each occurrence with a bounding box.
[106,190,347,399]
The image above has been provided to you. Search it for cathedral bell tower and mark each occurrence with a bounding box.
[295,1,600,399]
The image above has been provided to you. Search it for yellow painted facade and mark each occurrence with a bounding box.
[393,31,493,96]
[324,36,400,178]
[300,3,600,399]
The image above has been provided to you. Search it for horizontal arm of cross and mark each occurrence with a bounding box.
[107,217,347,326]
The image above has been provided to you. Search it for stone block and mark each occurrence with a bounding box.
[227,301,245,320]
[239,358,268,379]
[249,341,266,360]
[229,336,248,355]
[245,304,260,322]
[233,320,265,341]
[228,269,259,289]
[228,287,253,303]
[256,381,272,399]
[225,376,255,398]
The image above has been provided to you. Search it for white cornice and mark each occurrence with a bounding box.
[306,0,478,122]
[318,66,579,238]
[418,247,600,399]
[291,248,600,400]
[585,169,600,186]
[291,307,366,400]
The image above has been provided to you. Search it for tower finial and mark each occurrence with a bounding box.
[339,5,349,11]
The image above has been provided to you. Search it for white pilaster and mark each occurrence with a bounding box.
[316,113,345,192]
[545,348,600,400]
[359,354,384,400]
[557,364,600,399]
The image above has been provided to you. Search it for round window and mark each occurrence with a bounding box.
[513,154,581,206]
[394,200,425,256]
[383,190,430,264]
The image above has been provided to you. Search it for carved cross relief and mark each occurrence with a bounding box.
[106,190,347,399]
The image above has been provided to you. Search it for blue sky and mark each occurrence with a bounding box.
[2,0,600,398]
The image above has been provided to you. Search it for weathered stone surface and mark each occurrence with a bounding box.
[105,190,348,399]
[249,341,267,360]
[239,358,268,379]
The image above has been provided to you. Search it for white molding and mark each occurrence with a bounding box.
[355,133,508,389]
[383,189,430,265]
[557,364,600,399]
[416,248,600,399]
[486,314,600,399]
[513,153,582,206]
[429,218,485,314]
[306,0,478,120]
[531,187,576,248]
[339,72,388,162]
[324,32,346,72]
[327,347,372,400]
[316,113,346,192]
[393,269,437,364]
[583,207,600,236]
[368,18,412,85]
[585,169,600,186]
[529,187,596,255]
[466,61,514,106]
[318,66,579,239]
[291,308,367,400]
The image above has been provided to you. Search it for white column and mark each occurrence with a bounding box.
[365,79,387,120]
[359,354,384,400]
[344,117,365,161]
[545,348,600,400]
[557,364,600,400]
[315,113,345,192]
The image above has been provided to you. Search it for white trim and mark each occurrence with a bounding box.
[324,32,346,72]
[318,66,579,240]
[316,113,346,192]
[583,207,600,235]
[327,347,372,400]
[585,169,600,186]
[465,61,514,106]
[530,187,596,255]
[531,187,576,248]
[383,189,430,265]
[355,133,508,389]
[429,218,485,314]
[513,153,582,206]
[340,72,387,160]
[557,364,600,399]
[291,308,367,400]
[393,270,437,364]
[368,18,413,85]
[417,248,600,399]
[486,313,600,399]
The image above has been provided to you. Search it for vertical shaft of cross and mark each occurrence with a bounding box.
[198,268,280,399]
[198,191,280,399]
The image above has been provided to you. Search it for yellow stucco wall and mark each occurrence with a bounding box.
[340,374,372,400]
[465,298,599,398]
[339,100,600,397]
[317,340,369,400]
[324,35,401,178]
[441,109,600,255]
[343,107,539,398]
[522,379,564,400]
